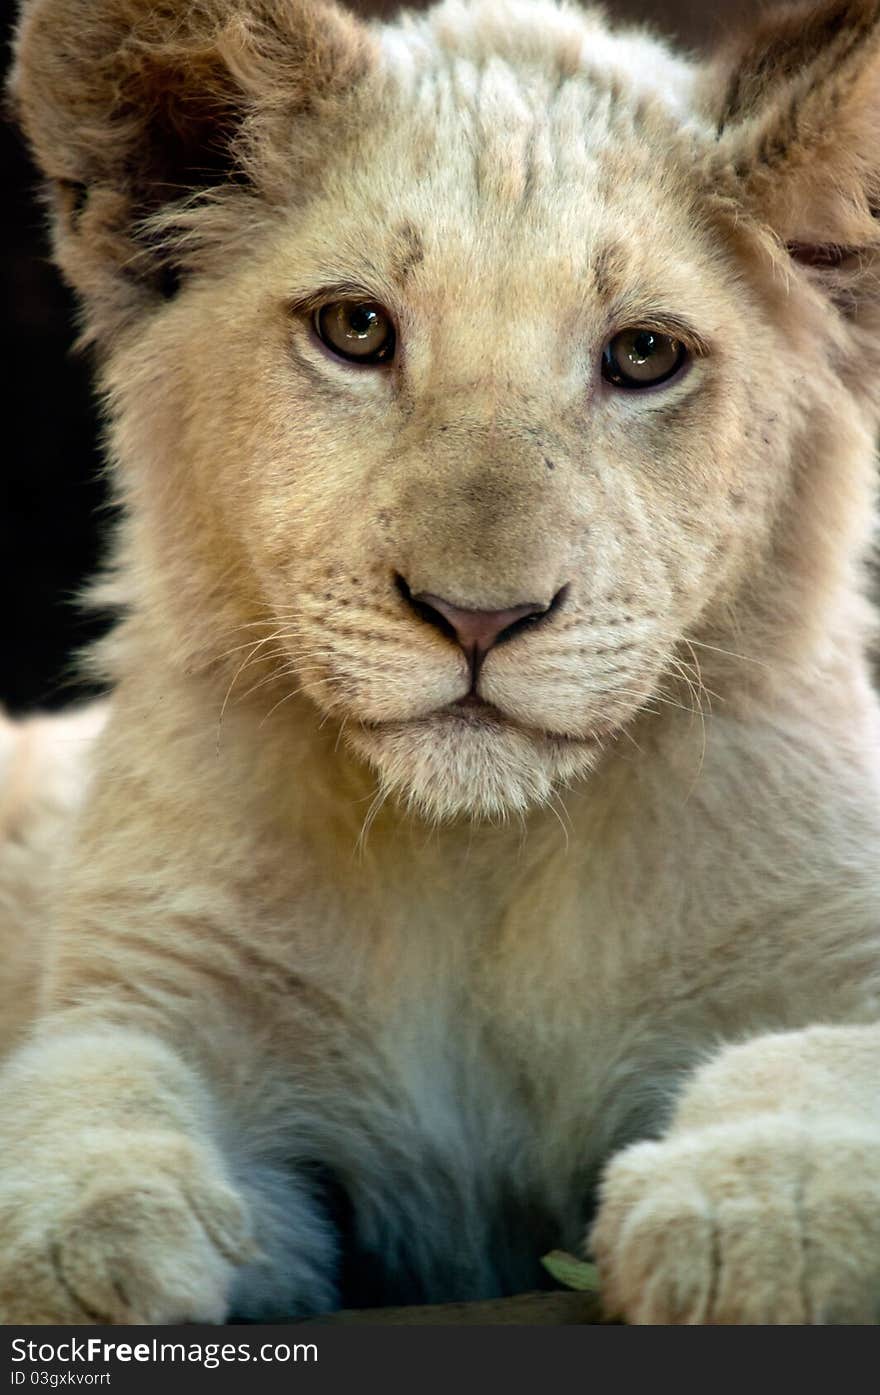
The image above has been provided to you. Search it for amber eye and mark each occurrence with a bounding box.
[314,300,396,364]
[601,328,687,389]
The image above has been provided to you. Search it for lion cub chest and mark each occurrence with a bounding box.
[328,947,679,1304]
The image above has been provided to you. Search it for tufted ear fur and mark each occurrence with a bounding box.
[702,0,880,296]
[9,0,375,337]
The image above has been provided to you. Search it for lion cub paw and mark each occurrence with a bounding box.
[591,1118,880,1324]
[0,1133,255,1324]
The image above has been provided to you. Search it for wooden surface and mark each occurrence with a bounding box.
[303,1290,604,1325]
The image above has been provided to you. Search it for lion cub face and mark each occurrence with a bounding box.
[13,0,880,822]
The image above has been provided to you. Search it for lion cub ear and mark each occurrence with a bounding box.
[9,0,375,334]
[702,0,880,277]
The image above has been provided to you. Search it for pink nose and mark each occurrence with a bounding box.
[412,592,550,660]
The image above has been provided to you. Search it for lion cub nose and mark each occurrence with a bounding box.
[411,590,551,668]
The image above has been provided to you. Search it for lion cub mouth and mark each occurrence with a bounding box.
[446,694,500,719]
[437,696,600,747]
[441,694,527,730]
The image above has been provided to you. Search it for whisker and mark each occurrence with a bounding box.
[545,787,571,852]
[256,664,362,730]
[334,715,351,754]
[615,724,646,757]
[685,638,770,670]
[679,640,708,792]
[259,683,311,728]
[596,686,704,719]
[213,630,296,663]
[216,640,276,751]
[237,661,301,704]
[234,649,340,702]
[354,785,390,859]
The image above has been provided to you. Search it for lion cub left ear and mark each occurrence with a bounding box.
[701,0,880,274]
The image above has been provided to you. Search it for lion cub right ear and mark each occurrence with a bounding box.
[701,0,880,287]
[9,0,376,340]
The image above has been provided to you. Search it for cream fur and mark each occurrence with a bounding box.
[3,0,880,1323]
[0,705,106,1057]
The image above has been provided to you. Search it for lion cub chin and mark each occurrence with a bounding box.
[4,0,880,1324]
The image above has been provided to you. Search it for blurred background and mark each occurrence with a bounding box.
[1,0,766,714]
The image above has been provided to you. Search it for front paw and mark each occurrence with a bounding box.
[0,1131,255,1324]
[591,1117,880,1324]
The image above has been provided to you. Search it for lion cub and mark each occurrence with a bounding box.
[4,0,880,1323]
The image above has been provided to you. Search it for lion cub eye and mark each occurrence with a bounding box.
[314,300,396,364]
[601,328,687,389]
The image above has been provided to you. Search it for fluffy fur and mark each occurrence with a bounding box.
[0,705,106,1057]
[3,0,880,1323]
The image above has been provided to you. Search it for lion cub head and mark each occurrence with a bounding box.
[11,0,880,821]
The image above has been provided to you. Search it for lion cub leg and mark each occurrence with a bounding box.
[591,1024,880,1324]
[0,1022,335,1324]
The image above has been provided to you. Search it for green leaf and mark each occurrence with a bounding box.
[540,1250,601,1293]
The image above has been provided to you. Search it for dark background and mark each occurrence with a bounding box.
[1,0,764,715]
